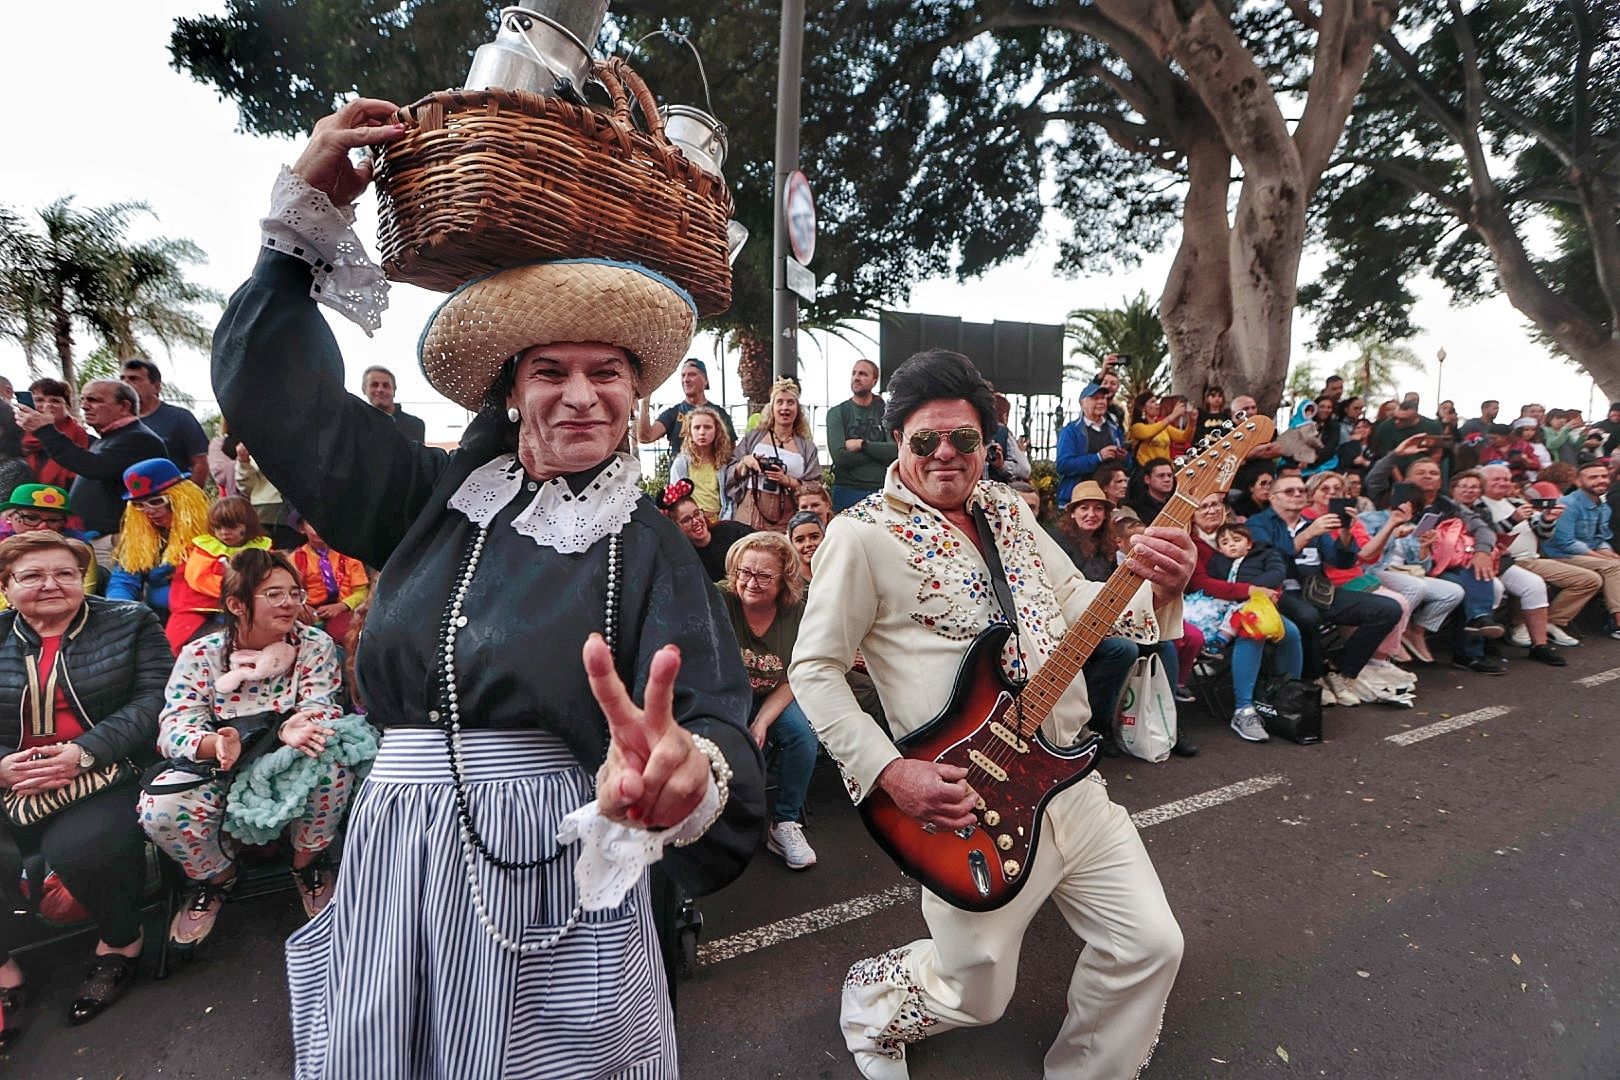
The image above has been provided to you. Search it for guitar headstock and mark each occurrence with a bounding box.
[1173,414,1278,502]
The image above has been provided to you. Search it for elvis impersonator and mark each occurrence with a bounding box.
[790,349,1193,1079]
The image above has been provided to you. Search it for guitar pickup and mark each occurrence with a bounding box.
[988,721,1028,754]
[967,750,1008,781]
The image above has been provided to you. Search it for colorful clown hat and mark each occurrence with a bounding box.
[121,458,186,501]
[2,484,70,513]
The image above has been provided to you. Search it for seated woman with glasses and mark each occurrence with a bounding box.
[106,460,213,624]
[721,532,820,870]
[164,496,272,652]
[0,531,171,1033]
[138,549,349,955]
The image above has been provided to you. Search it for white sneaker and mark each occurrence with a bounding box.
[1364,659,1416,692]
[1508,625,1532,648]
[1230,707,1270,742]
[1324,671,1361,707]
[1548,625,1581,647]
[767,821,817,870]
[1317,677,1338,707]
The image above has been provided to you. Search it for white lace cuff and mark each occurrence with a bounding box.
[556,774,721,911]
[260,166,388,335]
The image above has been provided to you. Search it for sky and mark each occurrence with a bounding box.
[2,2,1603,446]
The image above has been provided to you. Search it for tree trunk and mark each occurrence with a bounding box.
[1225,176,1308,412]
[1162,137,1237,396]
[735,329,772,411]
[51,294,75,389]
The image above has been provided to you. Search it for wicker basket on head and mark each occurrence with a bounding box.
[374,57,733,316]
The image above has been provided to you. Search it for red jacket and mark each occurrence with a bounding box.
[23,417,90,490]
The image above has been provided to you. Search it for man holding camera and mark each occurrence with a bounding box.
[1055,383,1127,504]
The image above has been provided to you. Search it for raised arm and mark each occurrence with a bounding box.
[212,101,451,568]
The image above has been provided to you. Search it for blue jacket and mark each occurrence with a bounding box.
[1246,508,1357,584]
[1545,491,1613,558]
[1055,417,1125,503]
[105,561,176,618]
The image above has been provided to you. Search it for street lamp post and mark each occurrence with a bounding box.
[1435,346,1447,405]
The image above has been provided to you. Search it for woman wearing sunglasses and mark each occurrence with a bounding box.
[107,460,213,624]
[721,532,819,871]
[139,549,351,954]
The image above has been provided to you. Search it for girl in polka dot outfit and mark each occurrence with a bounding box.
[139,549,352,953]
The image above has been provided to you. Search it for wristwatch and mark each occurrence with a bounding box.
[74,745,95,771]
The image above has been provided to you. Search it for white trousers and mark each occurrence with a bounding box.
[842,776,1182,1079]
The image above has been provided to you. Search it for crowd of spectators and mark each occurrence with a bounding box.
[4,351,1620,1049]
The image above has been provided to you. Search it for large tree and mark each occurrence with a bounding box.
[173,1,1398,410]
[1303,0,1620,399]
[0,199,218,387]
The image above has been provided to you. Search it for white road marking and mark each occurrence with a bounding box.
[697,882,918,966]
[1128,774,1287,829]
[1576,666,1620,689]
[700,775,1287,966]
[1384,705,1512,747]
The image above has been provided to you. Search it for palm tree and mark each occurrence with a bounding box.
[0,198,218,387]
[1344,333,1419,404]
[1066,291,1170,404]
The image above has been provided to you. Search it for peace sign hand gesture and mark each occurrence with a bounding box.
[584,634,711,830]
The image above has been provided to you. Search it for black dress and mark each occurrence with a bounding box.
[213,249,764,899]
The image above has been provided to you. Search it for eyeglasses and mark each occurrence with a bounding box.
[1271,485,1307,496]
[734,568,779,587]
[675,512,707,528]
[10,568,82,589]
[11,511,66,529]
[133,495,169,510]
[255,588,307,606]
[907,427,983,457]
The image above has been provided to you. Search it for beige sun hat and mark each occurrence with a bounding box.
[417,259,698,411]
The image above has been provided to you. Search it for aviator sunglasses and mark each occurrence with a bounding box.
[907,427,984,457]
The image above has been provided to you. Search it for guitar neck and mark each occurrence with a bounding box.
[1015,497,1195,729]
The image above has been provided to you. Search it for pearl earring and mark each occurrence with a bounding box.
[506,407,519,423]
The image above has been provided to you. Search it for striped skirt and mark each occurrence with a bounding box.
[285,728,676,1080]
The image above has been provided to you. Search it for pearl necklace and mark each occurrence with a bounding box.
[434,522,623,955]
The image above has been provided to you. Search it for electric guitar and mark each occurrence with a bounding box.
[858,415,1277,911]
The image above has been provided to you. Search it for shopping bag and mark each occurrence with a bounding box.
[1115,654,1177,763]
[1254,675,1323,745]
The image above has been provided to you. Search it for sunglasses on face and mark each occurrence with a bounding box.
[907,427,983,458]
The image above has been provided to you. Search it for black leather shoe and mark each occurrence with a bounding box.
[68,954,137,1025]
[1527,643,1567,666]
[1098,733,1123,758]
[1464,615,1506,639]
[1451,655,1506,675]
[1171,737,1199,758]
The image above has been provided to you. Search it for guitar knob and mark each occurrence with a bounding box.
[997,834,1013,851]
[1003,858,1021,878]
[974,796,987,812]
[983,810,1001,826]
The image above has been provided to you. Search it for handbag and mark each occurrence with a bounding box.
[733,474,797,531]
[1114,654,1177,763]
[2,759,137,830]
[139,711,287,796]
[1254,675,1323,745]
[1301,573,1337,609]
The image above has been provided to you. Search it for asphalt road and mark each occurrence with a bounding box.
[5,641,1619,1079]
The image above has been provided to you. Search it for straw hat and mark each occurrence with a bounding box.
[1064,480,1113,510]
[417,259,698,411]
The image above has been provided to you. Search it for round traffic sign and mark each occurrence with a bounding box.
[785,170,816,264]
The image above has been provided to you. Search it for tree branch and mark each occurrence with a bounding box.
[1335,154,1469,213]
[1482,91,1577,169]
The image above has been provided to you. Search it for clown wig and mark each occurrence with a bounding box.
[112,479,212,574]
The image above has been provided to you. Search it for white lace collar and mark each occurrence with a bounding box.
[448,453,643,553]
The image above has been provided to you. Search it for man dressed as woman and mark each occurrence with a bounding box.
[212,99,763,1080]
